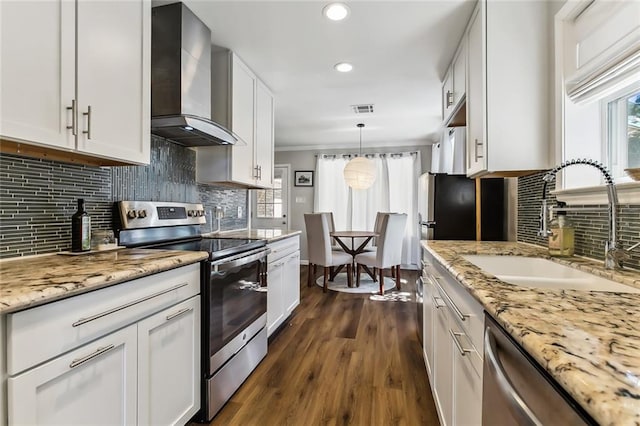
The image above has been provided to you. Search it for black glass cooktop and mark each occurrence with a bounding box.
[155,238,266,261]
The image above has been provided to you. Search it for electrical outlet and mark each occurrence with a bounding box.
[237,206,243,218]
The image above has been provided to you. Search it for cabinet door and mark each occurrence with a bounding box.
[76,0,150,164]
[267,260,285,336]
[8,325,137,425]
[432,288,453,426]
[137,296,201,426]
[255,79,275,188]
[452,39,467,107]
[452,335,483,426]
[422,276,435,380]
[442,70,454,120]
[283,251,301,314]
[0,0,75,150]
[466,7,487,177]
[230,54,257,185]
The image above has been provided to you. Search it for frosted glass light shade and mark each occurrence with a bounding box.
[343,157,376,189]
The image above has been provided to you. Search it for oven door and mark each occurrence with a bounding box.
[204,247,268,375]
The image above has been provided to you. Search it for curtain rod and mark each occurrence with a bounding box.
[314,151,419,158]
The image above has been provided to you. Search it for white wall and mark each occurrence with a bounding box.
[275,145,431,261]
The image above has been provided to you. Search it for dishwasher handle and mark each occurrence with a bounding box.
[484,327,543,426]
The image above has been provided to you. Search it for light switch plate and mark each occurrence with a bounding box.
[295,196,306,203]
[237,206,243,218]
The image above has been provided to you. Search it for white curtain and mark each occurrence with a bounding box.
[314,152,421,266]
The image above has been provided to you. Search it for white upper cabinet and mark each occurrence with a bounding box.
[198,50,275,189]
[466,0,550,177]
[75,0,151,164]
[1,0,76,151]
[442,37,467,126]
[0,0,151,165]
[255,80,275,188]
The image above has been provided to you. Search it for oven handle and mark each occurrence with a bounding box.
[212,247,270,271]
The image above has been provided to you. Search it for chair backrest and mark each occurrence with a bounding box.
[304,213,333,265]
[376,213,408,268]
[316,211,338,246]
[372,212,390,247]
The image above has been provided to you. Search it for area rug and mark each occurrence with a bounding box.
[315,273,396,294]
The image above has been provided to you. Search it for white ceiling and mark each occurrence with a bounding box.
[175,0,476,151]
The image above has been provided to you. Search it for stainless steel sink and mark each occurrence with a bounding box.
[461,255,640,293]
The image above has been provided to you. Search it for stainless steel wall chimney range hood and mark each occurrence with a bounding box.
[151,2,236,146]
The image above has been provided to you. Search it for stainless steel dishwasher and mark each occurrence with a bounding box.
[483,314,597,426]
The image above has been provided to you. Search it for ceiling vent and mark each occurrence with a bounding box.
[351,104,374,114]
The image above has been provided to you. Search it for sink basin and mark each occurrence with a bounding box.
[461,255,640,293]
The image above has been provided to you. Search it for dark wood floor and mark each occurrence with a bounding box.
[208,266,440,426]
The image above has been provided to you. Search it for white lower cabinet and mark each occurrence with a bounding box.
[5,264,201,426]
[267,236,300,336]
[137,296,201,426]
[8,325,138,424]
[423,249,483,426]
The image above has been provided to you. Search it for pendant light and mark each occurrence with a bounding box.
[343,123,376,189]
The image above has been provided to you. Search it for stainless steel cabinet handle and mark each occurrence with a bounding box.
[450,329,473,356]
[484,327,543,426]
[66,99,77,136]
[82,105,92,139]
[474,139,484,161]
[434,280,468,322]
[69,344,115,369]
[446,90,454,107]
[165,307,193,321]
[72,282,189,327]
[258,165,262,180]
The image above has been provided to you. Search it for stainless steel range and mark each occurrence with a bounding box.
[117,201,269,422]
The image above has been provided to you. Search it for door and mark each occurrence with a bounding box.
[0,0,76,150]
[252,165,290,230]
[255,79,274,187]
[283,251,301,315]
[137,296,201,426]
[8,325,137,425]
[267,259,285,336]
[466,6,486,176]
[76,0,150,164]
[230,53,256,184]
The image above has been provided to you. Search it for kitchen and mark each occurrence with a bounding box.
[1,0,640,425]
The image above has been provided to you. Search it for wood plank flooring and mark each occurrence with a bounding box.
[207,267,440,426]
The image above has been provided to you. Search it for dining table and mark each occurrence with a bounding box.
[329,230,378,283]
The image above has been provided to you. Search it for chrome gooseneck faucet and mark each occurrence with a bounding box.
[538,159,623,269]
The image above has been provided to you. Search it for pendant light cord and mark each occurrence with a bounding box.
[357,123,364,156]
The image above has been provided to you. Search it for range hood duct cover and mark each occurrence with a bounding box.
[151,2,236,146]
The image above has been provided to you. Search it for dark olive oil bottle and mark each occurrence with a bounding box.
[71,199,91,252]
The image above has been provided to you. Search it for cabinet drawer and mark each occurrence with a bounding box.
[268,236,299,263]
[7,263,200,375]
[425,255,484,354]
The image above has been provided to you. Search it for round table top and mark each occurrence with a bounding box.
[330,231,378,238]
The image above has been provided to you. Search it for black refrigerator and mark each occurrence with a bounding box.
[417,173,506,241]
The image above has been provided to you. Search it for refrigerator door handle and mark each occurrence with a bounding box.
[420,221,436,228]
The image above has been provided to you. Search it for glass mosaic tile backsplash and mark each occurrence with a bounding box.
[0,136,248,258]
[518,172,640,270]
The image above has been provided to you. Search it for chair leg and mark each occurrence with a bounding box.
[379,268,384,295]
[356,264,361,287]
[329,266,335,282]
[395,265,401,290]
[323,267,329,293]
[307,263,314,287]
[391,267,396,279]
[347,264,353,288]
[373,267,377,282]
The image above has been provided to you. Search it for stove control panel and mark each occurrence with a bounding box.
[118,201,206,229]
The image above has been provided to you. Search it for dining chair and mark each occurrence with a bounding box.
[315,211,344,252]
[354,213,407,295]
[304,213,354,292]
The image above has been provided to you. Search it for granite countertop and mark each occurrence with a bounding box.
[0,249,208,314]
[203,228,301,243]
[422,240,640,425]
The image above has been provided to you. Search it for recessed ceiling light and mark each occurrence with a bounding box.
[323,3,350,21]
[334,62,353,73]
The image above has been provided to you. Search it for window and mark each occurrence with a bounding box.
[255,175,283,218]
[605,86,640,181]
